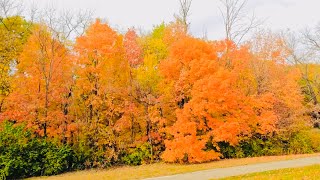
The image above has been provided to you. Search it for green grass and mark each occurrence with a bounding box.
[223,165,320,180]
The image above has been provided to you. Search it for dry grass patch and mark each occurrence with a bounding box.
[30,153,320,180]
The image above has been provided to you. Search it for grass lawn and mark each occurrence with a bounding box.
[29,153,320,180]
[222,165,320,180]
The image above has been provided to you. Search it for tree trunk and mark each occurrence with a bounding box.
[144,103,153,162]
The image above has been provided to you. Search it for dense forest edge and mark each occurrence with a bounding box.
[1,0,320,179]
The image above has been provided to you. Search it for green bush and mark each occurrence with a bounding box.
[0,121,82,179]
[215,135,285,159]
[215,130,320,160]
[216,141,245,159]
[241,136,288,157]
[307,130,320,152]
[121,143,152,166]
[288,132,313,154]
[288,130,320,154]
[73,137,113,169]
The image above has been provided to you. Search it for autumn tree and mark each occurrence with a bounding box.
[159,30,306,163]
[247,30,307,135]
[0,0,31,113]
[1,24,74,141]
[0,16,31,113]
[118,28,143,144]
[127,24,169,160]
[74,19,131,166]
[118,22,186,161]
[160,37,254,163]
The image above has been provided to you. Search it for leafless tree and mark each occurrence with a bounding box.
[38,7,93,42]
[302,25,320,53]
[27,2,39,24]
[202,25,208,40]
[301,25,320,106]
[1,0,92,42]
[0,0,23,17]
[282,29,320,106]
[175,0,192,32]
[219,0,262,44]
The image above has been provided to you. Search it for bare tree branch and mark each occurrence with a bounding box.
[27,2,39,24]
[219,0,263,45]
[37,7,93,42]
[0,0,23,17]
[175,0,192,32]
[282,29,320,105]
[302,26,320,52]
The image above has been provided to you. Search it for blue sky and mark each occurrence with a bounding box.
[23,0,320,40]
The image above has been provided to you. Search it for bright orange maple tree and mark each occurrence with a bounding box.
[159,35,304,163]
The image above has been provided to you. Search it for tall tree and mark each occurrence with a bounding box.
[74,19,130,165]
[2,25,73,139]
[160,32,305,163]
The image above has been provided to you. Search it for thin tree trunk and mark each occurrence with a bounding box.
[144,103,153,162]
[131,114,135,144]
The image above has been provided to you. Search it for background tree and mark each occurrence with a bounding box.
[298,25,320,106]
[0,0,23,18]
[248,30,307,136]
[219,0,261,44]
[175,0,192,32]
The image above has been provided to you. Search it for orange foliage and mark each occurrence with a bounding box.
[124,28,143,67]
[73,19,132,160]
[160,36,304,163]
[1,25,74,139]
[0,20,306,165]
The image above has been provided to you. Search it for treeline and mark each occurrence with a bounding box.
[1,5,320,180]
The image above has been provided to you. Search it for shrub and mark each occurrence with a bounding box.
[215,130,320,160]
[121,143,152,166]
[216,141,244,159]
[307,129,320,152]
[0,121,82,179]
[214,135,286,159]
[288,131,313,154]
[288,130,320,154]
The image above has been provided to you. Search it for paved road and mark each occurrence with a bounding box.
[145,156,320,180]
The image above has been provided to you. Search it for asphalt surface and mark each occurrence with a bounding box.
[145,156,320,180]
